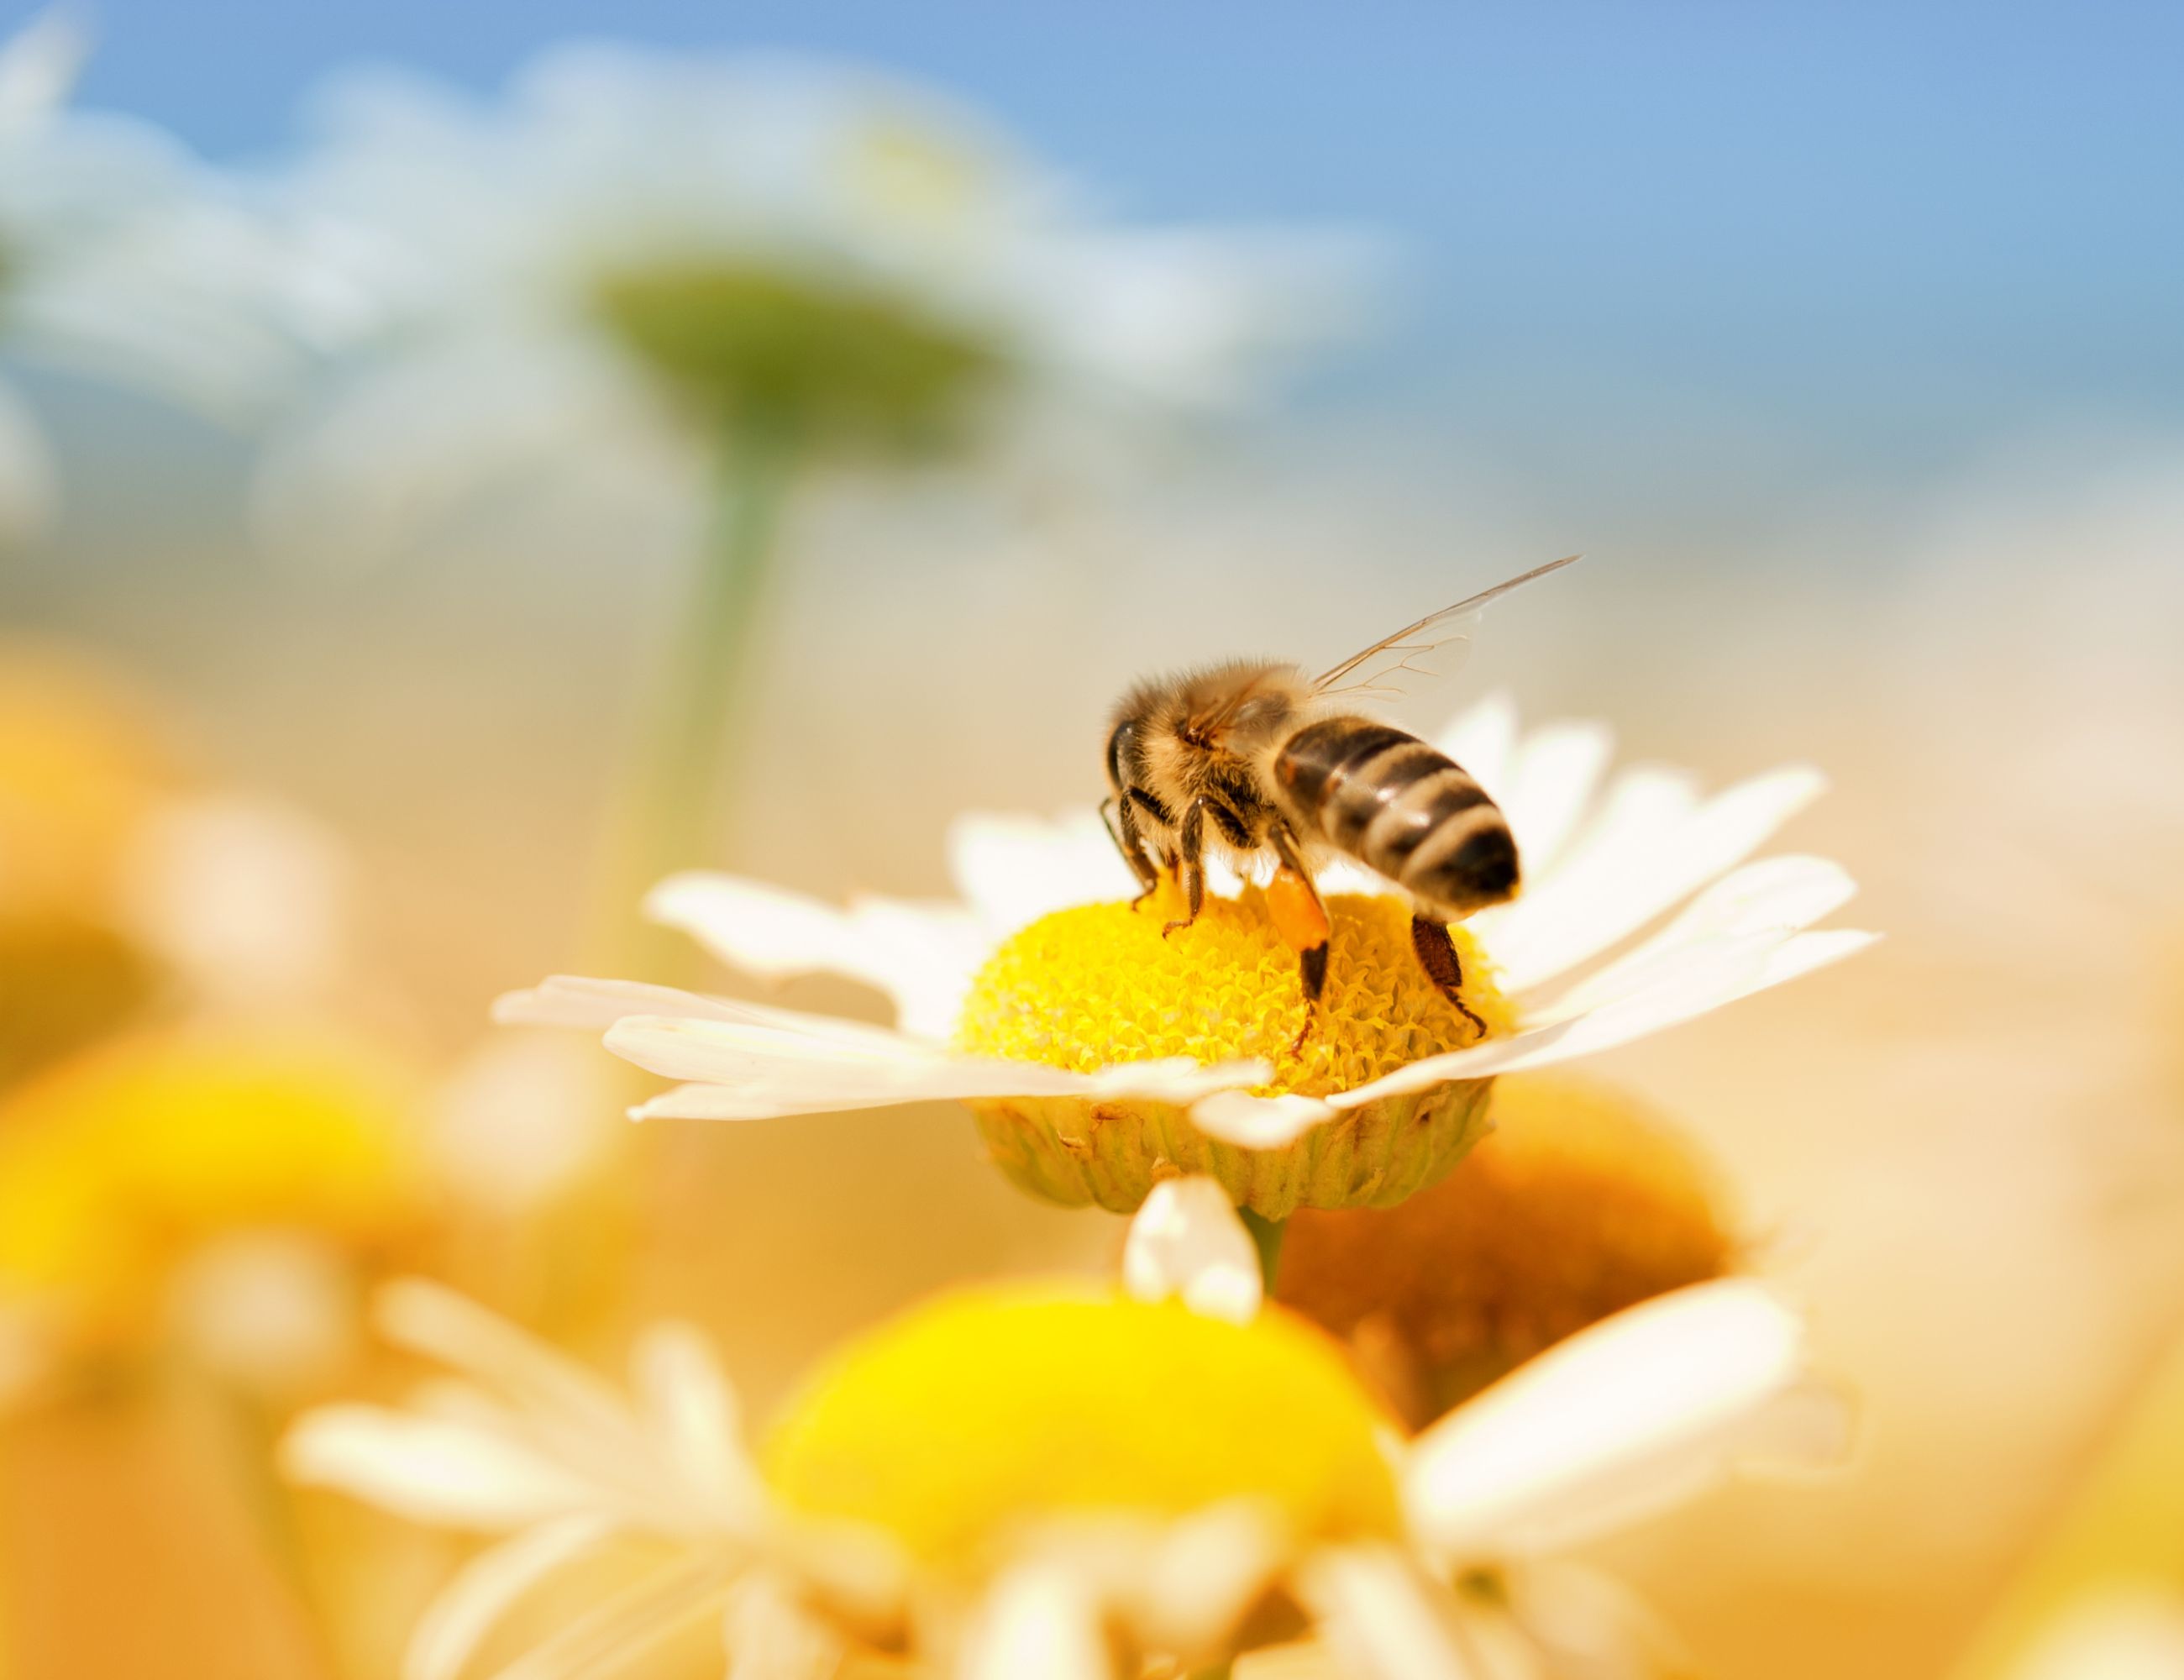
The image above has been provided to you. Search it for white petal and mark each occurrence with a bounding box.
[0,9,87,132]
[1404,1281,1854,1559]
[1536,855,1858,1019]
[406,1515,617,1680]
[1294,1544,1478,1680]
[1478,763,1825,993]
[281,1405,595,1530]
[958,1562,1113,1680]
[608,1013,1263,1121]
[375,1278,636,1444]
[495,976,915,1051]
[1191,1090,1337,1149]
[645,871,984,1042]
[1496,719,1614,886]
[2008,1593,2184,1680]
[947,808,1142,930]
[724,1572,844,1680]
[1499,1559,1690,1680]
[1122,1178,1262,1324]
[629,1322,761,1524]
[1133,1501,1289,1656]
[1333,927,1876,1106]
[1433,693,1520,803]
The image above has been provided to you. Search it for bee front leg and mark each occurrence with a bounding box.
[1161,799,1207,938]
[1410,913,1488,1040]
[1268,823,1330,1050]
[1104,794,1162,908]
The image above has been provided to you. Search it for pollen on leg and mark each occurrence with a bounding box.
[954,885,1510,1098]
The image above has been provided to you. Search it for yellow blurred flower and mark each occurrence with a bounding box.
[0,1026,424,1400]
[287,1273,1846,1680]
[1276,1073,1736,1425]
[0,640,182,921]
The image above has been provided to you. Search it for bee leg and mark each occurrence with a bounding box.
[1267,824,1331,1052]
[1104,794,1162,908]
[1161,799,1207,938]
[1410,914,1488,1040]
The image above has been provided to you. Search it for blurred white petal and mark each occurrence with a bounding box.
[1404,1281,1853,1559]
[166,1230,357,1397]
[724,1572,844,1680]
[630,1321,763,1521]
[646,869,984,1042]
[407,1515,617,1680]
[959,1562,1111,1680]
[1122,1176,1261,1324]
[1294,1544,1480,1680]
[947,808,1148,929]
[430,1032,617,1216]
[1493,719,1615,886]
[0,9,87,134]
[283,1405,597,1529]
[116,794,354,1005]
[2007,1594,2184,1680]
[1132,1500,1289,1655]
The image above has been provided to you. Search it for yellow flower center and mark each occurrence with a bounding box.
[763,1283,1402,1574]
[1278,1073,1735,1425]
[0,1029,421,1344]
[955,888,1509,1097]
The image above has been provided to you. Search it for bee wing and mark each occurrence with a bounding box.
[1310,554,1581,697]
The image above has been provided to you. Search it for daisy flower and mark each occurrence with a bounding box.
[1274,1072,1740,1426]
[256,40,1352,563]
[284,1258,1848,1680]
[255,42,1355,886]
[501,694,1874,1217]
[0,1024,425,1406]
[0,10,338,537]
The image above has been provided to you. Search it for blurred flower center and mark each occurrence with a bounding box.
[954,889,1508,1097]
[762,1284,1401,1573]
[591,262,1005,451]
[0,914,158,1090]
[1278,1074,1735,1425]
[0,1029,420,1349]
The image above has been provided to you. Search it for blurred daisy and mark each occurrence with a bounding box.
[0,1025,423,1405]
[0,641,363,1081]
[502,695,1873,1216]
[0,10,339,538]
[286,1266,1846,1680]
[259,41,1352,561]
[1275,1072,1739,1425]
[256,42,1356,884]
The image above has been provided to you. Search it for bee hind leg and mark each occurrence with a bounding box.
[1410,914,1488,1040]
[1266,825,1331,1053]
[1104,794,1163,910]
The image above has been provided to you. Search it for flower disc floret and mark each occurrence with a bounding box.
[763,1282,1402,1576]
[951,890,1509,1216]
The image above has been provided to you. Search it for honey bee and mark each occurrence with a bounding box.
[1100,556,1578,1038]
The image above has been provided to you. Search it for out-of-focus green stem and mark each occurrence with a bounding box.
[1241,1207,1286,1294]
[617,413,796,976]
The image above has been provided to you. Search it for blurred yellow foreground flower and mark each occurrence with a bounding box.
[0,1026,423,1401]
[286,1267,1848,1680]
[506,696,1872,1216]
[1277,1073,1735,1425]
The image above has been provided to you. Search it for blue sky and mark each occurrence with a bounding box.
[38,2,2184,488]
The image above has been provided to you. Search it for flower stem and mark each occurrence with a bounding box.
[1240,1207,1286,1294]
[617,413,797,975]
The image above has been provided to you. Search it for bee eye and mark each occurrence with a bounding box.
[1105,720,1134,788]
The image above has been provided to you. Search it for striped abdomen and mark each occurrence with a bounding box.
[1271,717,1519,916]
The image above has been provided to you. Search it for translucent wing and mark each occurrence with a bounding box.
[1311,554,1580,697]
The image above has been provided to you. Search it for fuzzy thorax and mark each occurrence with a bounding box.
[953,887,1510,1216]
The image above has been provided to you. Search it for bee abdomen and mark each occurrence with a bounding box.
[1274,717,1519,915]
